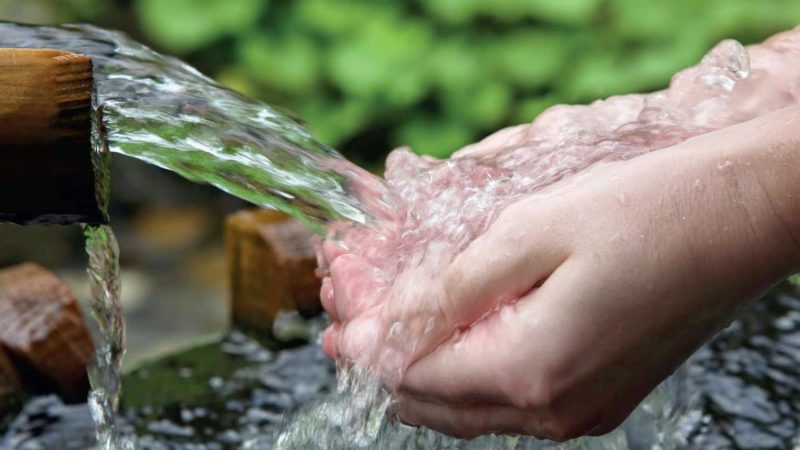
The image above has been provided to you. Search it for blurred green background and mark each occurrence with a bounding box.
[2,0,800,164]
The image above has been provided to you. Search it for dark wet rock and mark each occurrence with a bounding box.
[0,396,96,450]
[4,283,800,448]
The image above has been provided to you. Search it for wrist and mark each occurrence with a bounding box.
[716,105,800,275]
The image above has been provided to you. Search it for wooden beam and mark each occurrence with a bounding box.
[0,48,105,225]
[225,209,322,332]
[0,347,22,413]
[0,263,94,403]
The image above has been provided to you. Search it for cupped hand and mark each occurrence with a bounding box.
[394,107,800,440]
[319,106,800,441]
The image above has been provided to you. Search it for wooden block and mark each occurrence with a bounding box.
[0,263,94,402]
[0,346,22,412]
[225,209,322,332]
[0,48,105,225]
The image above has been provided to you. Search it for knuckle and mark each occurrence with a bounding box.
[441,263,463,297]
[546,419,585,442]
[517,359,565,411]
[522,376,559,411]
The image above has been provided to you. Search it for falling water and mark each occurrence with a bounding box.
[80,85,135,449]
[0,21,377,234]
[83,225,134,450]
[0,21,384,450]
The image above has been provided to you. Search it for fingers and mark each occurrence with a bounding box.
[320,277,337,321]
[321,323,340,359]
[329,254,383,322]
[400,297,535,405]
[439,202,568,329]
[395,395,558,441]
[401,259,583,407]
[451,124,529,159]
[398,259,625,441]
[336,314,384,368]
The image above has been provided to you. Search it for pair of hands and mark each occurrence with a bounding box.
[317,106,800,441]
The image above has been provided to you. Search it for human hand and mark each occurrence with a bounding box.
[320,106,800,440]
[393,107,800,440]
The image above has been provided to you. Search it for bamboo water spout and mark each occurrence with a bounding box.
[0,48,105,225]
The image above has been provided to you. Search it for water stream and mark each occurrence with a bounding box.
[1,21,382,450]
[2,20,800,450]
[83,225,133,450]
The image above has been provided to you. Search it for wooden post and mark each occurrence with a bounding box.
[0,263,94,403]
[0,48,105,225]
[0,347,21,413]
[225,209,322,332]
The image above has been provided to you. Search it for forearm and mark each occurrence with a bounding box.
[726,105,800,275]
[629,106,800,307]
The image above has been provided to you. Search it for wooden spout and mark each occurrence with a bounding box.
[0,48,105,225]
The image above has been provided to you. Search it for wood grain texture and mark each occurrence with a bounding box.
[0,48,105,225]
[0,346,22,413]
[226,209,322,332]
[0,263,94,403]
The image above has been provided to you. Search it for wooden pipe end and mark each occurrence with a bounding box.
[0,48,105,225]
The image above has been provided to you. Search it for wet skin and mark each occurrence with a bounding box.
[318,29,800,441]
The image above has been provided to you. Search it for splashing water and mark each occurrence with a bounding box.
[2,20,800,450]
[287,27,800,450]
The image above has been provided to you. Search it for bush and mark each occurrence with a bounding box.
[56,0,800,163]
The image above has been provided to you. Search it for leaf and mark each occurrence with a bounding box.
[525,0,603,26]
[441,82,512,128]
[514,95,558,123]
[296,0,387,36]
[296,98,370,146]
[136,0,267,52]
[559,51,632,102]
[429,38,486,91]
[214,69,258,97]
[489,31,569,89]
[326,15,433,105]
[610,0,699,41]
[238,32,320,94]
[393,116,474,158]
[419,0,478,25]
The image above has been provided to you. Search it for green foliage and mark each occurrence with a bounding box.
[239,32,320,94]
[136,0,267,52]
[50,0,800,162]
[394,116,472,158]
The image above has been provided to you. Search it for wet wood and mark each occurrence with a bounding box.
[0,263,94,402]
[0,347,22,412]
[225,209,322,332]
[0,48,105,225]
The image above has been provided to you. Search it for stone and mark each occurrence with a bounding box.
[225,209,322,332]
[0,263,94,402]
